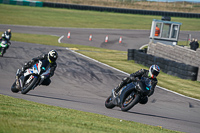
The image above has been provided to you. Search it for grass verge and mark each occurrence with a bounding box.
[0,4,200,31]
[40,0,200,13]
[0,94,181,133]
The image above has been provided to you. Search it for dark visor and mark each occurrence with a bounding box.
[152,70,159,76]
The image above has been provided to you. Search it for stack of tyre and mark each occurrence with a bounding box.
[128,49,198,81]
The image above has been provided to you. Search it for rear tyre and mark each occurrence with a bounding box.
[121,91,140,112]
[105,96,115,109]
[11,81,20,93]
[21,77,38,94]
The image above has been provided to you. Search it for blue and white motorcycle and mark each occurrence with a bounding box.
[105,77,152,111]
[11,60,51,94]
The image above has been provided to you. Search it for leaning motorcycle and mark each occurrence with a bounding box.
[11,60,50,94]
[0,40,10,57]
[105,77,152,112]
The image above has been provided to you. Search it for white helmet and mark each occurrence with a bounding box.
[48,50,58,63]
[1,34,5,38]
[148,65,160,79]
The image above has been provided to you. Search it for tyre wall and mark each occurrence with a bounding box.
[1,1,199,18]
[42,2,199,18]
[147,42,200,81]
[128,49,199,81]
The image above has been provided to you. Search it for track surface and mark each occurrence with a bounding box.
[1,24,200,51]
[1,25,200,133]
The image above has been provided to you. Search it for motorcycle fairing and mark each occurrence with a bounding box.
[120,82,136,105]
[0,40,8,48]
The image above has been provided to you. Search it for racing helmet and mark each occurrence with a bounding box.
[148,65,160,79]
[48,50,58,63]
[1,33,5,38]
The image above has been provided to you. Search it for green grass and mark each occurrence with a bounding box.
[177,41,189,46]
[0,94,181,133]
[0,4,200,31]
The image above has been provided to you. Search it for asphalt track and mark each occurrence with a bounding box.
[1,25,200,133]
[1,24,200,51]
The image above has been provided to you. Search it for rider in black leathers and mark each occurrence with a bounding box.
[17,50,58,86]
[0,29,11,52]
[113,65,160,104]
[0,33,10,52]
[4,29,12,41]
[0,33,9,42]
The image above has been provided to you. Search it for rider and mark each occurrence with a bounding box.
[0,29,11,52]
[16,50,58,86]
[0,33,9,42]
[4,29,12,42]
[0,33,10,50]
[113,65,160,104]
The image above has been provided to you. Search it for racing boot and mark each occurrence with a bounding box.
[113,77,133,97]
[113,82,125,97]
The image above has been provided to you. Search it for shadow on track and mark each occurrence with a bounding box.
[126,110,200,125]
[26,94,94,105]
[0,56,22,59]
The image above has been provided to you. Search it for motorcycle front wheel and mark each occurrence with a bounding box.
[11,80,20,93]
[21,76,38,94]
[0,48,5,57]
[121,91,140,112]
[105,95,115,109]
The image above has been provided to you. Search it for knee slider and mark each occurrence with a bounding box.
[139,97,148,104]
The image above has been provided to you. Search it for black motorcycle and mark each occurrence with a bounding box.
[105,77,152,111]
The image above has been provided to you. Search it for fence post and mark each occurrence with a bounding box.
[187,34,191,46]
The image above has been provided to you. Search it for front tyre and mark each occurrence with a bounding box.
[21,76,38,94]
[105,95,115,109]
[11,80,20,93]
[121,92,140,112]
[0,48,5,57]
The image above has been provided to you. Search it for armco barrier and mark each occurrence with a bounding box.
[42,2,200,18]
[148,42,200,81]
[128,49,198,81]
[0,0,43,7]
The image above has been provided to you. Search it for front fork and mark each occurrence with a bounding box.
[111,89,121,106]
[15,78,23,90]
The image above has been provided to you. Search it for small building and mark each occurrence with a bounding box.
[149,17,182,46]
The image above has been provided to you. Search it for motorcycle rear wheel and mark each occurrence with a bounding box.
[121,92,140,112]
[21,77,38,94]
[105,95,115,109]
